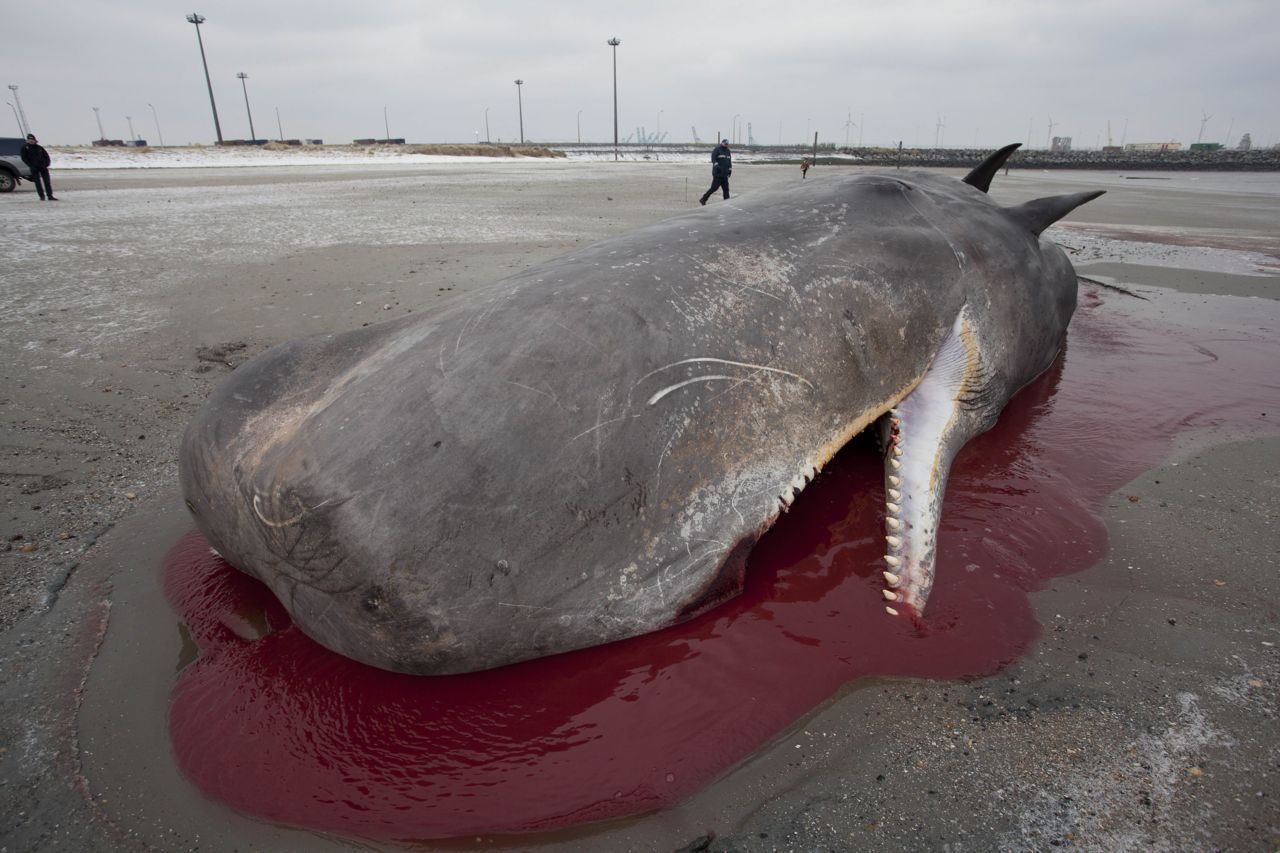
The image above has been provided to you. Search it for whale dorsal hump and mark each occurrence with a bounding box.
[1007,190,1106,236]
[961,143,1022,193]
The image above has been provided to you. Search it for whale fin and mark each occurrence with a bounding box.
[961,143,1022,193]
[1008,190,1106,236]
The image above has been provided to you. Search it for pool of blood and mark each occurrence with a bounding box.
[164,289,1278,840]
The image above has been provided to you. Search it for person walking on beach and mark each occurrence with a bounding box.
[800,157,811,179]
[699,139,732,205]
[21,134,56,201]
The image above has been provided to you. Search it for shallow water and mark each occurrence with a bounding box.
[162,286,1279,841]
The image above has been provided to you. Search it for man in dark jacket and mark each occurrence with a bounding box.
[21,134,56,201]
[699,139,732,205]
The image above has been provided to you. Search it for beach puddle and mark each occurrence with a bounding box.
[162,286,1278,841]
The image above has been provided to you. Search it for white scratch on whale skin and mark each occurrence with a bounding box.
[640,357,815,387]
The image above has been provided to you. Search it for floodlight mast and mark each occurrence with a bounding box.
[514,80,524,144]
[608,37,620,161]
[7,85,29,137]
[186,13,224,144]
[236,72,256,141]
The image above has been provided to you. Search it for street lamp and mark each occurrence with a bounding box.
[6,102,21,137]
[577,109,582,144]
[186,14,223,144]
[125,115,137,143]
[484,107,490,143]
[275,106,283,141]
[514,79,524,144]
[607,37,620,161]
[236,72,256,141]
[7,85,28,137]
[92,106,105,141]
[383,105,390,141]
[148,103,165,147]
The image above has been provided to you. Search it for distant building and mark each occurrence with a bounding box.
[1124,141,1183,152]
[1050,136,1072,153]
[1238,133,1252,151]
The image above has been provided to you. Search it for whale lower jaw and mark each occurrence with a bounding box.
[879,305,990,618]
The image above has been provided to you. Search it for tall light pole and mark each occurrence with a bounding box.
[7,85,28,137]
[236,72,256,141]
[92,106,105,141]
[148,103,165,147]
[484,107,490,143]
[383,105,390,141]
[656,109,663,142]
[275,106,283,141]
[607,37,620,161]
[513,79,524,144]
[125,115,137,143]
[577,109,582,144]
[6,102,21,137]
[186,14,223,144]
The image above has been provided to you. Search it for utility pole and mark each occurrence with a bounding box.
[513,80,524,144]
[186,14,223,144]
[608,37,621,161]
[236,72,256,141]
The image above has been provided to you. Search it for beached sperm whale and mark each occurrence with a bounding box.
[179,144,1102,675]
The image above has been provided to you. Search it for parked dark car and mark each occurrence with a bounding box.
[0,137,35,192]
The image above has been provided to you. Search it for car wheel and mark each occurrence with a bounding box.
[0,170,16,193]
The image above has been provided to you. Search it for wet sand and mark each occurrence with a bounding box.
[1,162,1277,851]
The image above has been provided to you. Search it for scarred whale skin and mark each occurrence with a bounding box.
[179,147,1101,674]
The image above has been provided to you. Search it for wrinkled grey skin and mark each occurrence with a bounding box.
[180,149,1100,674]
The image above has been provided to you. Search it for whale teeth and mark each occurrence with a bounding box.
[890,458,901,470]
[885,606,899,616]
[887,488,901,501]
[884,554,901,567]
[892,445,904,457]
[882,589,898,602]
[888,475,901,487]
[886,502,900,514]
[883,571,900,585]
[886,535,902,548]
[886,517,901,530]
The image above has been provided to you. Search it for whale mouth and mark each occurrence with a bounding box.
[876,306,987,619]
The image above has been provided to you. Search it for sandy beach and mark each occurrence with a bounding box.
[1,159,1277,851]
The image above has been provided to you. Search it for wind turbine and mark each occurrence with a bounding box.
[1197,112,1212,144]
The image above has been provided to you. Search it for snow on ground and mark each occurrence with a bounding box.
[49,144,858,170]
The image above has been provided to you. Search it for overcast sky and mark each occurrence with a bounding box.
[5,0,1277,149]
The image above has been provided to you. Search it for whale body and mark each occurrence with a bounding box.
[179,145,1102,674]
